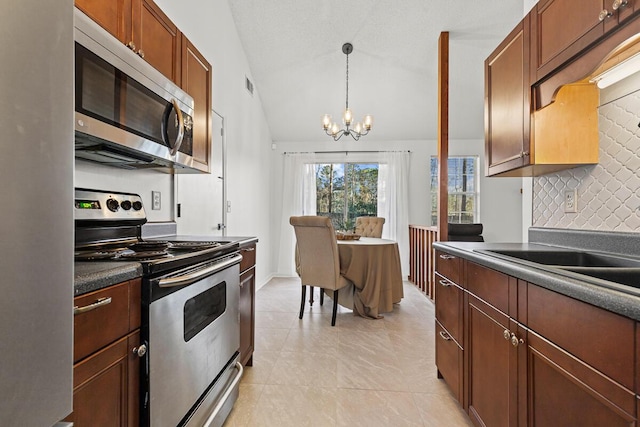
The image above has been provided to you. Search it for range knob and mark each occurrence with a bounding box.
[132,201,143,211]
[106,198,120,212]
[121,200,132,210]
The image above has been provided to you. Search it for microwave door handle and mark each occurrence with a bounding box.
[161,98,185,156]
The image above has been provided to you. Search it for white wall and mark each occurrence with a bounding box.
[75,0,275,287]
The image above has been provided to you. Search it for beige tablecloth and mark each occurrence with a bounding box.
[335,237,404,319]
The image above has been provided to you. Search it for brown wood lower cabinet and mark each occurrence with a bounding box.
[525,329,635,427]
[66,279,142,427]
[239,242,257,367]
[466,295,518,427]
[434,254,638,427]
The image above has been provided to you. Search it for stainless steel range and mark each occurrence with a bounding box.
[75,188,243,427]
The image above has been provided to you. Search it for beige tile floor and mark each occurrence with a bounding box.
[224,277,474,427]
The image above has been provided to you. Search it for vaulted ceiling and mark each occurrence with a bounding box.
[228,0,524,143]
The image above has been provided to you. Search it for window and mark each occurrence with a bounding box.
[316,163,378,230]
[430,156,479,225]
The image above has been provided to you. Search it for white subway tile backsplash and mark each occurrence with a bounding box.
[533,88,640,232]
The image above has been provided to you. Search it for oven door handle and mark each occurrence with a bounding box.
[157,254,242,288]
[202,361,244,427]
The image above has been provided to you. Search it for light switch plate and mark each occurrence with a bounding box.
[152,191,161,210]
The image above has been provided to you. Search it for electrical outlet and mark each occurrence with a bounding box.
[564,189,577,213]
[152,191,161,210]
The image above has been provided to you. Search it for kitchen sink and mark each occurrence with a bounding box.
[477,249,640,292]
[481,249,640,268]
[557,267,640,289]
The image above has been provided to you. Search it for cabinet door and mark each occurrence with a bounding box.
[239,267,255,367]
[131,0,181,83]
[67,336,130,426]
[485,18,531,176]
[75,0,131,44]
[181,36,212,170]
[466,295,519,427]
[524,329,636,426]
[532,0,605,81]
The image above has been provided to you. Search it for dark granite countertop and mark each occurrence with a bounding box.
[74,261,143,296]
[74,236,258,296]
[433,240,640,321]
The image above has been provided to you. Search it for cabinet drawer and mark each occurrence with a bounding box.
[434,273,462,344]
[435,321,463,403]
[435,250,461,284]
[527,284,635,391]
[240,244,256,272]
[466,261,510,314]
[73,281,130,363]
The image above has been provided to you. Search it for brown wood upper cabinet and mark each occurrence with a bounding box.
[485,18,531,176]
[485,4,604,177]
[532,0,638,84]
[75,0,181,84]
[181,37,212,170]
[132,0,181,84]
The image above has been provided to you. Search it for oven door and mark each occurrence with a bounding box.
[145,254,241,427]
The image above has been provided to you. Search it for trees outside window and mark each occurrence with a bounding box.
[430,156,479,226]
[316,163,378,231]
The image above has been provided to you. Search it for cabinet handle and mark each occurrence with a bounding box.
[439,254,455,260]
[73,297,112,315]
[138,49,145,58]
[243,247,256,252]
[503,329,511,341]
[510,333,525,348]
[521,151,530,157]
[126,41,136,51]
[132,344,147,357]
[439,331,452,341]
[599,9,613,20]
[612,0,628,10]
[438,279,452,287]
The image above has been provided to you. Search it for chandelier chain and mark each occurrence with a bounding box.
[345,52,349,110]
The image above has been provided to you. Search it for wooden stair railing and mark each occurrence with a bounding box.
[408,225,438,300]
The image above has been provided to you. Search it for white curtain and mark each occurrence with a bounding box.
[377,151,411,276]
[277,153,316,275]
[277,151,411,278]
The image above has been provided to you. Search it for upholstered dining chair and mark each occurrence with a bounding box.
[290,216,353,326]
[355,216,385,238]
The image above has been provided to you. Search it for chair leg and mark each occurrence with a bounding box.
[320,288,324,306]
[331,289,339,326]
[299,286,306,319]
[309,286,314,306]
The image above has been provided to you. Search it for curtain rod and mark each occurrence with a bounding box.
[282,150,411,155]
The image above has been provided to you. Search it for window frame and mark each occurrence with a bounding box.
[430,156,480,226]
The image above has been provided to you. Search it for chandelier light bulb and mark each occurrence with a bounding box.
[321,114,332,130]
[363,115,373,130]
[343,108,353,126]
[320,42,373,141]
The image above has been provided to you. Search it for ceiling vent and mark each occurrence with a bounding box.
[245,76,254,95]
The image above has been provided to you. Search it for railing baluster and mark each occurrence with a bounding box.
[407,225,439,301]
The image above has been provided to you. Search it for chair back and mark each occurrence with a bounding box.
[355,216,385,238]
[290,216,343,290]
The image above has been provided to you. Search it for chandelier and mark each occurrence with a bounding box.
[321,43,373,141]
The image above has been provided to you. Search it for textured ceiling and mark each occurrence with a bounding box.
[228,0,524,143]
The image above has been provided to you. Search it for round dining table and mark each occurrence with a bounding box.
[334,237,404,319]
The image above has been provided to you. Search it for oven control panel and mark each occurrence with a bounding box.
[75,188,146,222]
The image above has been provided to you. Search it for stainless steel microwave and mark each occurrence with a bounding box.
[74,8,206,173]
